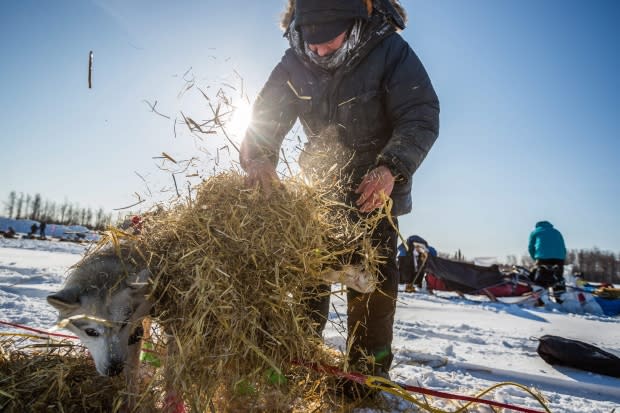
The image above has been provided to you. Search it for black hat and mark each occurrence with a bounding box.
[295,0,368,44]
[301,19,354,44]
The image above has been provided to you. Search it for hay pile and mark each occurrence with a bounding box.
[0,336,132,413]
[0,171,386,412]
[133,171,384,409]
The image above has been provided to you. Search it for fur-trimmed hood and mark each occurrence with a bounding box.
[280,0,407,31]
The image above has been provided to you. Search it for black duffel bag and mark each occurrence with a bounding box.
[537,335,620,378]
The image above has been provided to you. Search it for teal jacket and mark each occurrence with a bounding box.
[528,221,567,261]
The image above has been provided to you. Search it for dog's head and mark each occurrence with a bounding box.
[47,246,152,376]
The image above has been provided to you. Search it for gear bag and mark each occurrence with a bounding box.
[537,335,620,378]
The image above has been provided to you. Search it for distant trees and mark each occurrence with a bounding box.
[567,248,619,284]
[3,191,114,231]
[439,249,466,261]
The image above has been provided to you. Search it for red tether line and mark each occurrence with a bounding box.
[297,361,547,413]
[0,320,78,340]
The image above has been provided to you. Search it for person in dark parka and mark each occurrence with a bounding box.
[240,0,439,393]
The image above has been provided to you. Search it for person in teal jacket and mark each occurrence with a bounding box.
[528,221,567,301]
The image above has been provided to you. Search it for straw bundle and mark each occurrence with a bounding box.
[0,336,134,413]
[0,170,385,412]
[132,171,384,410]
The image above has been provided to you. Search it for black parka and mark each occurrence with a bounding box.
[242,2,439,216]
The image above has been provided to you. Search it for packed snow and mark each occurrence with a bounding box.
[1,237,618,412]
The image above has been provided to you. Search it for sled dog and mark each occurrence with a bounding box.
[46,244,152,406]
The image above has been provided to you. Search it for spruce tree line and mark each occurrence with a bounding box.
[3,191,113,231]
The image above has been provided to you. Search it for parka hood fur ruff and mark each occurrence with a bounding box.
[280,0,407,31]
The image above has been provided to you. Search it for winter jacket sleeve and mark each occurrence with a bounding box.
[240,54,299,169]
[376,35,439,182]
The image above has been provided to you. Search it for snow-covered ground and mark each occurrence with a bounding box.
[1,237,618,412]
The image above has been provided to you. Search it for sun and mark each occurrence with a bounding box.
[228,100,253,141]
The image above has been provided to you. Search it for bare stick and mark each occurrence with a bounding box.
[88,51,93,89]
[172,173,180,197]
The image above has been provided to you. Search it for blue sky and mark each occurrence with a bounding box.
[1,0,618,260]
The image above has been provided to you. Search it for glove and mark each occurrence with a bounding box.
[354,165,395,213]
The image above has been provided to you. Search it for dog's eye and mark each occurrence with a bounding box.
[84,328,100,337]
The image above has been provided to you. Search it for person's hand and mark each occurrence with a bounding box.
[354,165,395,213]
[243,159,281,197]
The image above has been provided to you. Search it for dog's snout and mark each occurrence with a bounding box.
[105,362,125,376]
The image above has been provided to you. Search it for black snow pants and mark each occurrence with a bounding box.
[304,215,399,374]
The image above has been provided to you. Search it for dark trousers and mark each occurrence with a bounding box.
[304,216,399,374]
[533,259,566,301]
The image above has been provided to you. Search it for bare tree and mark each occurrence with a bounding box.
[59,201,69,224]
[15,193,24,220]
[65,205,74,225]
[24,194,32,220]
[48,202,57,223]
[94,208,106,230]
[80,207,87,226]
[31,193,42,220]
[5,191,16,218]
[70,204,80,226]
[86,208,93,227]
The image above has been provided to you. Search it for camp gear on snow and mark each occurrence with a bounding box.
[593,295,620,316]
[537,335,620,378]
[396,235,435,285]
[424,255,533,297]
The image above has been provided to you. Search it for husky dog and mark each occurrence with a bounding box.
[46,244,152,406]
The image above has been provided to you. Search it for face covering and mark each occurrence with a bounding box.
[292,20,364,71]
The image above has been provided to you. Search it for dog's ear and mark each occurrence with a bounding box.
[47,288,81,312]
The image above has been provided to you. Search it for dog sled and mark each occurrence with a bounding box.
[423,255,534,300]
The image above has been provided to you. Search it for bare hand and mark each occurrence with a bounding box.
[354,165,395,213]
[243,160,280,197]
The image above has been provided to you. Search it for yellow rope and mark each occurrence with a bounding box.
[0,332,49,340]
[363,374,553,413]
[382,194,408,250]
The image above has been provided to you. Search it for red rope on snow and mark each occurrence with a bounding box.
[0,320,78,340]
[297,361,548,413]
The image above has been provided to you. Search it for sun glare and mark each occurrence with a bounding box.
[228,100,253,141]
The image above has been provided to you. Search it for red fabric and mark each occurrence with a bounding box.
[163,392,186,413]
[485,283,532,297]
[425,274,532,297]
[425,273,446,291]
